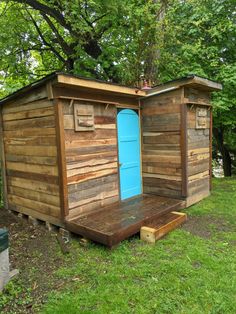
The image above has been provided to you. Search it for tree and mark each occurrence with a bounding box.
[0,0,167,96]
[158,0,236,176]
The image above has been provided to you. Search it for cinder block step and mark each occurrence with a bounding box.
[140,211,187,244]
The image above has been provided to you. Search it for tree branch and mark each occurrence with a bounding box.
[26,8,66,64]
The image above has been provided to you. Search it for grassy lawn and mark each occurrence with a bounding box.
[1,178,236,313]
[43,178,236,314]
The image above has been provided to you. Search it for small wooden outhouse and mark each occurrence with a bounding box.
[0,73,222,246]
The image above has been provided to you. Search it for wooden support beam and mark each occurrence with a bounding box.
[0,107,8,209]
[140,211,187,244]
[180,100,188,198]
[209,108,213,190]
[54,99,69,219]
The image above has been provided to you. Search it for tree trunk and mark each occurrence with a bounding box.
[213,127,232,177]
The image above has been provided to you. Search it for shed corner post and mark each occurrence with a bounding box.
[0,106,8,209]
[180,87,188,198]
[54,98,69,221]
[209,107,213,191]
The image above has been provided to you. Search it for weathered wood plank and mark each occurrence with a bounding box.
[8,194,60,218]
[2,106,54,122]
[0,106,8,208]
[4,136,56,146]
[68,174,118,194]
[5,154,57,166]
[3,115,55,131]
[5,145,57,157]
[2,86,48,113]
[7,176,59,196]
[3,128,56,138]
[67,168,118,185]
[7,169,59,185]
[55,99,69,218]
[6,161,58,176]
[8,186,60,207]
[140,212,187,243]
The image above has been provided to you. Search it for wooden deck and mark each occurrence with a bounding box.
[65,195,185,247]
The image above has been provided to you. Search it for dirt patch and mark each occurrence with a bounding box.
[181,214,234,239]
[0,208,71,313]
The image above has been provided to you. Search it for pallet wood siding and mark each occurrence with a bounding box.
[2,91,61,225]
[62,99,119,219]
[141,89,182,198]
[185,87,211,206]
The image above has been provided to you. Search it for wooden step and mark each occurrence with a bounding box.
[140,211,187,244]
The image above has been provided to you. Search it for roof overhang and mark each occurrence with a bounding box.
[0,73,222,106]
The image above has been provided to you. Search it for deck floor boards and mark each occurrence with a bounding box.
[65,195,185,247]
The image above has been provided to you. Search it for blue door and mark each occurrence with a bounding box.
[117,109,142,200]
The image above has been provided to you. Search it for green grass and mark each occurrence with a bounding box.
[41,178,236,314]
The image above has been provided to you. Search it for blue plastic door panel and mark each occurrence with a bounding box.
[117,109,142,200]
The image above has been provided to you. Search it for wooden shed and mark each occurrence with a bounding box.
[0,73,222,247]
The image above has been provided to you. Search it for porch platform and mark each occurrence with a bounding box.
[65,195,185,247]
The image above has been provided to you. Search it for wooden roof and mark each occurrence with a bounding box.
[0,73,222,105]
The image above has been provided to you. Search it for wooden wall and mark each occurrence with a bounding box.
[62,99,119,219]
[141,89,182,198]
[1,87,61,225]
[186,104,211,206]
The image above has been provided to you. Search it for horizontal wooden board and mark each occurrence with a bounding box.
[8,186,60,207]
[67,161,117,178]
[5,145,57,157]
[8,204,62,226]
[143,132,180,145]
[68,174,118,194]
[7,169,59,185]
[142,154,181,163]
[5,154,57,166]
[142,113,180,132]
[66,144,117,156]
[3,128,56,138]
[66,150,117,164]
[3,115,55,131]
[142,164,181,176]
[188,170,209,182]
[67,168,118,185]
[7,176,59,196]
[6,161,58,176]
[67,156,117,171]
[65,138,117,149]
[188,159,210,176]
[184,88,210,105]
[64,129,117,141]
[4,136,56,146]
[69,187,118,209]
[2,87,48,113]
[8,194,60,218]
[143,186,182,198]
[3,106,54,122]
[67,195,119,220]
[143,177,182,191]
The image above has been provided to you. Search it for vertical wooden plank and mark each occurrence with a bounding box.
[54,99,69,219]
[115,107,121,201]
[0,106,8,209]
[209,108,213,190]
[138,101,144,194]
[180,90,188,197]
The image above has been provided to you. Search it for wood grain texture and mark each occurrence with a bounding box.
[186,103,211,201]
[55,99,69,219]
[62,99,119,218]
[141,89,182,199]
[0,106,8,208]
[2,97,61,220]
